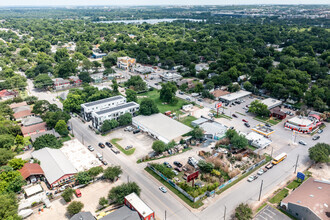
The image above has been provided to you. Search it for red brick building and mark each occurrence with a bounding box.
[124,193,155,220]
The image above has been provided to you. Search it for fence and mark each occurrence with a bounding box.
[148,158,266,203]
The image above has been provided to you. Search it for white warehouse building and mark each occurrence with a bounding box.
[81,96,126,121]
[91,102,140,130]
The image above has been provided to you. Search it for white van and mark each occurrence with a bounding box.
[96,153,103,160]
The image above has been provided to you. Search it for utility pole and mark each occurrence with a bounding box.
[82,134,84,145]
[223,206,226,220]
[294,155,299,174]
[165,210,166,220]
[127,175,130,183]
[71,122,73,136]
[270,146,273,158]
[258,180,264,201]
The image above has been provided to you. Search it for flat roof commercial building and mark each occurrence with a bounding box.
[261,98,282,109]
[81,96,126,121]
[245,132,272,149]
[281,178,330,220]
[200,121,227,140]
[251,124,275,137]
[31,148,77,188]
[160,72,182,82]
[91,102,139,130]
[132,113,192,144]
[117,56,136,71]
[124,193,155,220]
[284,116,322,134]
[219,90,251,103]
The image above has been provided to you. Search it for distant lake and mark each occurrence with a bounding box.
[95,18,204,24]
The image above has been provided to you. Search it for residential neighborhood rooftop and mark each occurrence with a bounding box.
[19,163,44,180]
[9,101,27,109]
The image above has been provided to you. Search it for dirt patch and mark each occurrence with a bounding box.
[309,163,330,181]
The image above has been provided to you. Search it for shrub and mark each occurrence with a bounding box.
[61,188,74,202]
[67,201,84,216]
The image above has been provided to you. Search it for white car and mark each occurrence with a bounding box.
[159,186,167,193]
[88,145,94,151]
[299,140,307,146]
[257,169,264,175]
[247,175,258,182]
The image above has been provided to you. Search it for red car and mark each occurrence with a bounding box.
[242,119,248,122]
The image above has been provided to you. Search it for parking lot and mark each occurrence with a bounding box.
[254,205,290,220]
[106,127,155,161]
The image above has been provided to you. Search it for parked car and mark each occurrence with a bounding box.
[265,123,271,128]
[159,186,167,193]
[111,148,120,154]
[105,142,112,148]
[163,162,172,168]
[247,175,258,182]
[318,129,323,134]
[98,143,105,148]
[174,167,182,172]
[67,126,72,131]
[257,169,264,175]
[179,91,184,95]
[102,160,108,166]
[124,126,133,132]
[244,122,250,127]
[125,145,133,150]
[232,114,238,118]
[265,163,273,169]
[299,140,307,146]
[312,135,320,141]
[172,170,179,175]
[198,98,203,102]
[133,129,141,134]
[185,97,191,101]
[87,145,94,151]
[96,153,102,160]
[242,119,248,122]
[174,161,182,168]
[75,189,81,198]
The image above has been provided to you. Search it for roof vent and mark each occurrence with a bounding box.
[324,204,328,208]
[297,201,301,203]
[309,194,314,197]
[318,187,322,190]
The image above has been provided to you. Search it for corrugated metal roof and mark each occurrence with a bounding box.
[94,102,139,116]
[31,148,77,185]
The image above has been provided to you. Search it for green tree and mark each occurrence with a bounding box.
[32,100,59,116]
[0,134,15,149]
[125,89,137,102]
[228,83,240,92]
[54,48,69,62]
[33,74,54,89]
[0,193,20,220]
[42,111,71,129]
[160,82,177,103]
[101,119,119,133]
[78,72,92,83]
[15,135,24,146]
[63,93,84,113]
[118,113,132,126]
[152,140,166,153]
[55,59,77,78]
[235,203,253,220]
[8,158,26,170]
[231,134,249,149]
[112,79,119,94]
[0,149,14,166]
[198,160,214,173]
[191,127,204,140]
[194,83,204,93]
[139,98,159,116]
[88,166,103,178]
[248,100,270,117]
[103,166,122,182]
[99,197,108,207]
[243,81,253,92]
[55,120,69,136]
[32,134,62,150]
[67,201,84,216]
[308,143,330,163]
[75,172,92,185]
[61,188,74,203]
[108,182,141,204]
[125,76,147,92]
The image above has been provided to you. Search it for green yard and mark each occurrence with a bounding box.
[138,90,189,113]
[287,180,303,190]
[269,188,289,204]
[110,138,135,155]
[179,116,197,128]
[254,116,281,125]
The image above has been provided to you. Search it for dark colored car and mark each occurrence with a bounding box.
[133,129,141,134]
[174,167,182,172]
[244,122,250,127]
[102,160,108,165]
[67,126,72,131]
[173,161,182,168]
[312,135,320,141]
[98,143,105,148]
[265,123,271,127]
[105,142,112,148]
[232,114,238,118]
[163,162,172,168]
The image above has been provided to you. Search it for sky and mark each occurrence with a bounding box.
[0,0,329,6]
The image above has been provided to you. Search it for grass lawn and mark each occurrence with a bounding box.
[256,203,267,213]
[110,138,135,156]
[214,113,232,120]
[235,111,246,116]
[254,116,281,125]
[269,188,289,204]
[60,135,71,143]
[138,90,189,113]
[247,145,258,151]
[19,90,28,99]
[179,116,197,128]
[145,167,204,209]
[287,180,303,190]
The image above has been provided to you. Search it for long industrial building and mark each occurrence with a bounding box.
[81,96,126,121]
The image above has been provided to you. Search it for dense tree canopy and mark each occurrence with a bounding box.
[32,134,63,150]
[308,143,330,163]
[108,182,141,204]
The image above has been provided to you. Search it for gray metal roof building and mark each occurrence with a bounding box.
[132,113,192,144]
[100,206,140,220]
[70,212,95,220]
[83,96,125,107]
[31,148,77,187]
